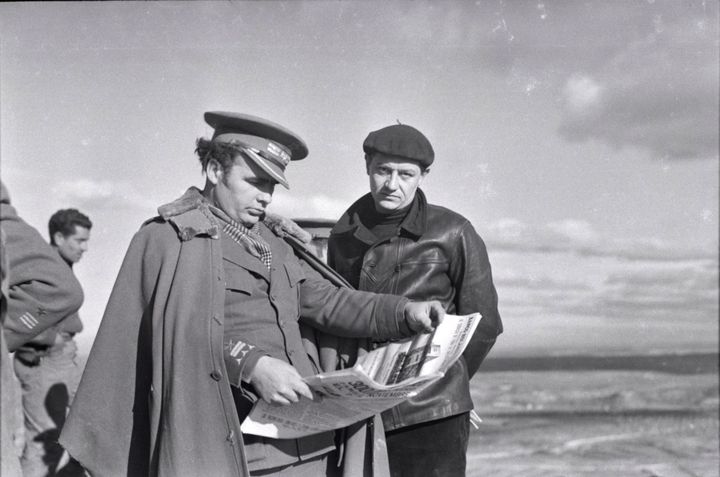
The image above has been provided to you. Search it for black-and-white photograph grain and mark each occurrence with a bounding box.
[1,2,717,476]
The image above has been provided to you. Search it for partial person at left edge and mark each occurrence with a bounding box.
[13,208,92,477]
[0,182,85,476]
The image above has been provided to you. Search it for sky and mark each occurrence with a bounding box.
[1,1,718,358]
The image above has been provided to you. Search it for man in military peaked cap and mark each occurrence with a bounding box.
[328,123,504,477]
[204,111,309,188]
[61,112,446,477]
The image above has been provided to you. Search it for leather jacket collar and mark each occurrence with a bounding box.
[331,189,428,244]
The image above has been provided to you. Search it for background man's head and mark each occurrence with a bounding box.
[197,111,308,227]
[363,124,434,214]
[48,209,92,264]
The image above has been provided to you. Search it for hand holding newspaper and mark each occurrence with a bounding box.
[240,312,482,439]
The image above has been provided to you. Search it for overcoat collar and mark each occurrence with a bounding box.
[157,187,220,241]
[159,188,279,278]
[331,189,428,245]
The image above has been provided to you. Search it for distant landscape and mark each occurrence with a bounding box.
[73,349,719,475]
[468,352,719,476]
[480,352,718,374]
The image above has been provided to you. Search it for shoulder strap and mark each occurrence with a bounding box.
[282,234,354,289]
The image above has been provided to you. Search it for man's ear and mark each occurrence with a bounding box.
[365,154,372,175]
[206,158,223,185]
[52,231,65,246]
[417,167,430,187]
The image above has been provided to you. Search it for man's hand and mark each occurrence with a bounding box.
[248,356,314,405]
[403,300,445,334]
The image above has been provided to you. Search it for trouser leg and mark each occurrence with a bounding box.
[13,340,82,477]
[1,336,23,477]
[386,412,470,477]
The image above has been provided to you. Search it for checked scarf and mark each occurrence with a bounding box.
[209,206,272,270]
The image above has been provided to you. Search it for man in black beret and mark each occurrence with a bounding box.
[61,112,445,477]
[328,123,503,477]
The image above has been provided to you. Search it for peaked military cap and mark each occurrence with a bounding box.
[204,111,308,188]
[363,124,434,168]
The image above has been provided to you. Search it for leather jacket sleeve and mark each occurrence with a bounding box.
[452,221,502,378]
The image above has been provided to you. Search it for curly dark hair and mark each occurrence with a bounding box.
[48,209,92,245]
[195,137,248,175]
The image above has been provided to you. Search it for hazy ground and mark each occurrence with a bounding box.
[71,352,718,476]
[466,354,719,477]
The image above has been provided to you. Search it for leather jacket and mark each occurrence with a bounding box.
[328,190,502,431]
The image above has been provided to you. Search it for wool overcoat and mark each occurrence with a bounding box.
[60,189,395,477]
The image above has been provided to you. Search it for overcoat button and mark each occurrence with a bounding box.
[210,370,222,381]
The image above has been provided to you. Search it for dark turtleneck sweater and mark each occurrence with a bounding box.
[360,204,410,242]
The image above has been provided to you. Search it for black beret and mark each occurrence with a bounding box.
[363,124,434,167]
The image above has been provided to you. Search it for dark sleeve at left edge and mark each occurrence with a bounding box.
[453,221,503,378]
[1,199,84,351]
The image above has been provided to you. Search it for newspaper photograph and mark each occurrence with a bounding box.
[241,312,482,438]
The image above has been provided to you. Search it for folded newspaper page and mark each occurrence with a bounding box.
[240,312,482,439]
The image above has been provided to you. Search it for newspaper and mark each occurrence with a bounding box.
[240,312,482,439]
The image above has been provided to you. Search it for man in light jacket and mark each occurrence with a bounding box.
[1,182,84,476]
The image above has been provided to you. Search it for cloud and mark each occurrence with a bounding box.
[495,257,718,323]
[53,182,353,222]
[494,274,590,292]
[491,257,600,316]
[563,75,603,113]
[485,218,599,254]
[597,237,718,262]
[558,21,719,159]
[587,264,719,319]
[489,218,604,251]
[480,216,717,325]
[52,179,157,210]
[485,217,716,262]
[269,192,348,221]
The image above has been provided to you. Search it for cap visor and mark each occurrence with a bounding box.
[244,149,290,189]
